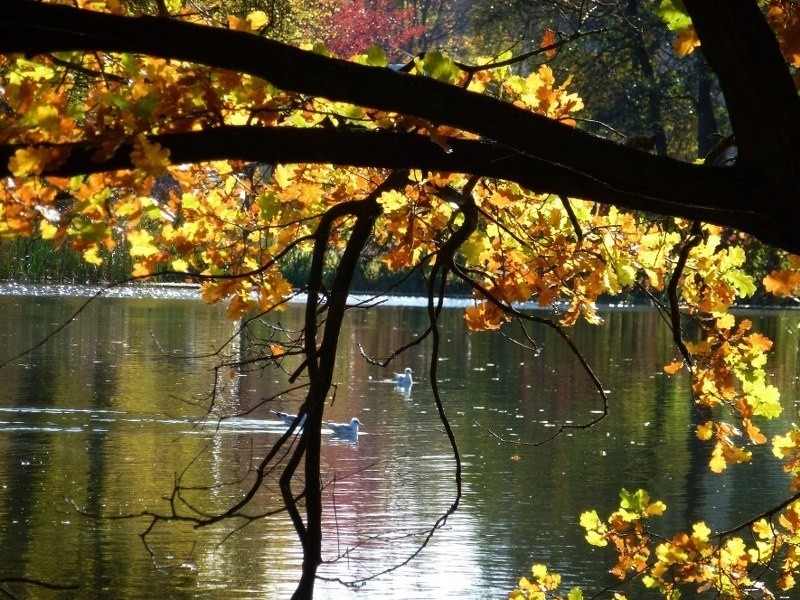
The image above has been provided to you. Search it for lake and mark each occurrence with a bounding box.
[0,284,797,598]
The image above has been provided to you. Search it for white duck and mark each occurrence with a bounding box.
[272,410,307,428]
[326,418,363,437]
[394,367,413,389]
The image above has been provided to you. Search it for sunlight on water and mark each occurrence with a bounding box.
[0,289,797,598]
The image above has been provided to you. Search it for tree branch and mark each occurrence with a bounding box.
[0,0,788,244]
[1,125,785,248]
[2,1,800,251]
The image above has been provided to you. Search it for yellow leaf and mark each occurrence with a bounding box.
[696,421,714,441]
[772,431,799,459]
[709,442,727,473]
[531,564,548,580]
[83,245,103,265]
[716,313,736,330]
[752,519,773,539]
[127,230,160,257]
[8,147,53,177]
[39,220,60,240]
[645,500,667,516]
[579,510,602,530]
[584,529,608,547]
[779,572,796,591]
[246,10,269,29]
[181,193,200,211]
[692,521,711,543]
[171,258,190,271]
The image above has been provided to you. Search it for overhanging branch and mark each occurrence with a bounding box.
[2,1,800,251]
[0,125,782,247]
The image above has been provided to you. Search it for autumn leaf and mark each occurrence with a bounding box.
[657,0,692,31]
[226,291,253,319]
[83,245,103,265]
[171,257,190,271]
[709,442,727,473]
[579,510,608,547]
[246,10,269,30]
[9,147,55,177]
[464,302,507,331]
[540,29,557,58]
[663,360,683,375]
[764,269,800,296]
[696,421,714,441]
[129,134,170,176]
[673,26,700,57]
[127,229,160,257]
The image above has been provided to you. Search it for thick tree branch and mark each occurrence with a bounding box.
[1,126,786,248]
[2,1,800,251]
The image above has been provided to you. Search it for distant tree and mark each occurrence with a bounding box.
[321,0,425,58]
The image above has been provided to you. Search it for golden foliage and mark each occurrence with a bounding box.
[2,3,799,598]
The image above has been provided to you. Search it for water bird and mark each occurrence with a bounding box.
[272,410,306,428]
[326,418,363,437]
[394,367,413,388]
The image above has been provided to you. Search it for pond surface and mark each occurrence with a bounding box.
[0,284,799,598]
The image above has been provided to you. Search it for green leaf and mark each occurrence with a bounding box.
[70,220,110,243]
[416,51,460,84]
[620,488,650,512]
[256,191,280,220]
[725,269,757,298]
[109,94,131,110]
[365,45,388,67]
[312,42,332,57]
[656,0,691,31]
[11,58,55,82]
[567,589,584,600]
[134,93,158,119]
[120,53,138,76]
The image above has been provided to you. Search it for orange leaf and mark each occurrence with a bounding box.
[745,420,767,445]
[673,26,700,57]
[764,269,800,296]
[663,360,684,375]
[747,332,773,353]
[540,29,557,58]
[130,134,170,176]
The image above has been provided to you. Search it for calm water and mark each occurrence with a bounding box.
[0,284,798,598]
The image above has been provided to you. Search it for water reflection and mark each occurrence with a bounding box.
[0,287,796,598]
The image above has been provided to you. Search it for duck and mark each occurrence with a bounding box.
[394,367,413,388]
[272,410,307,428]
[326,417,363,437]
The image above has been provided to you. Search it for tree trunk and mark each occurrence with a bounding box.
[695,51,720,158]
